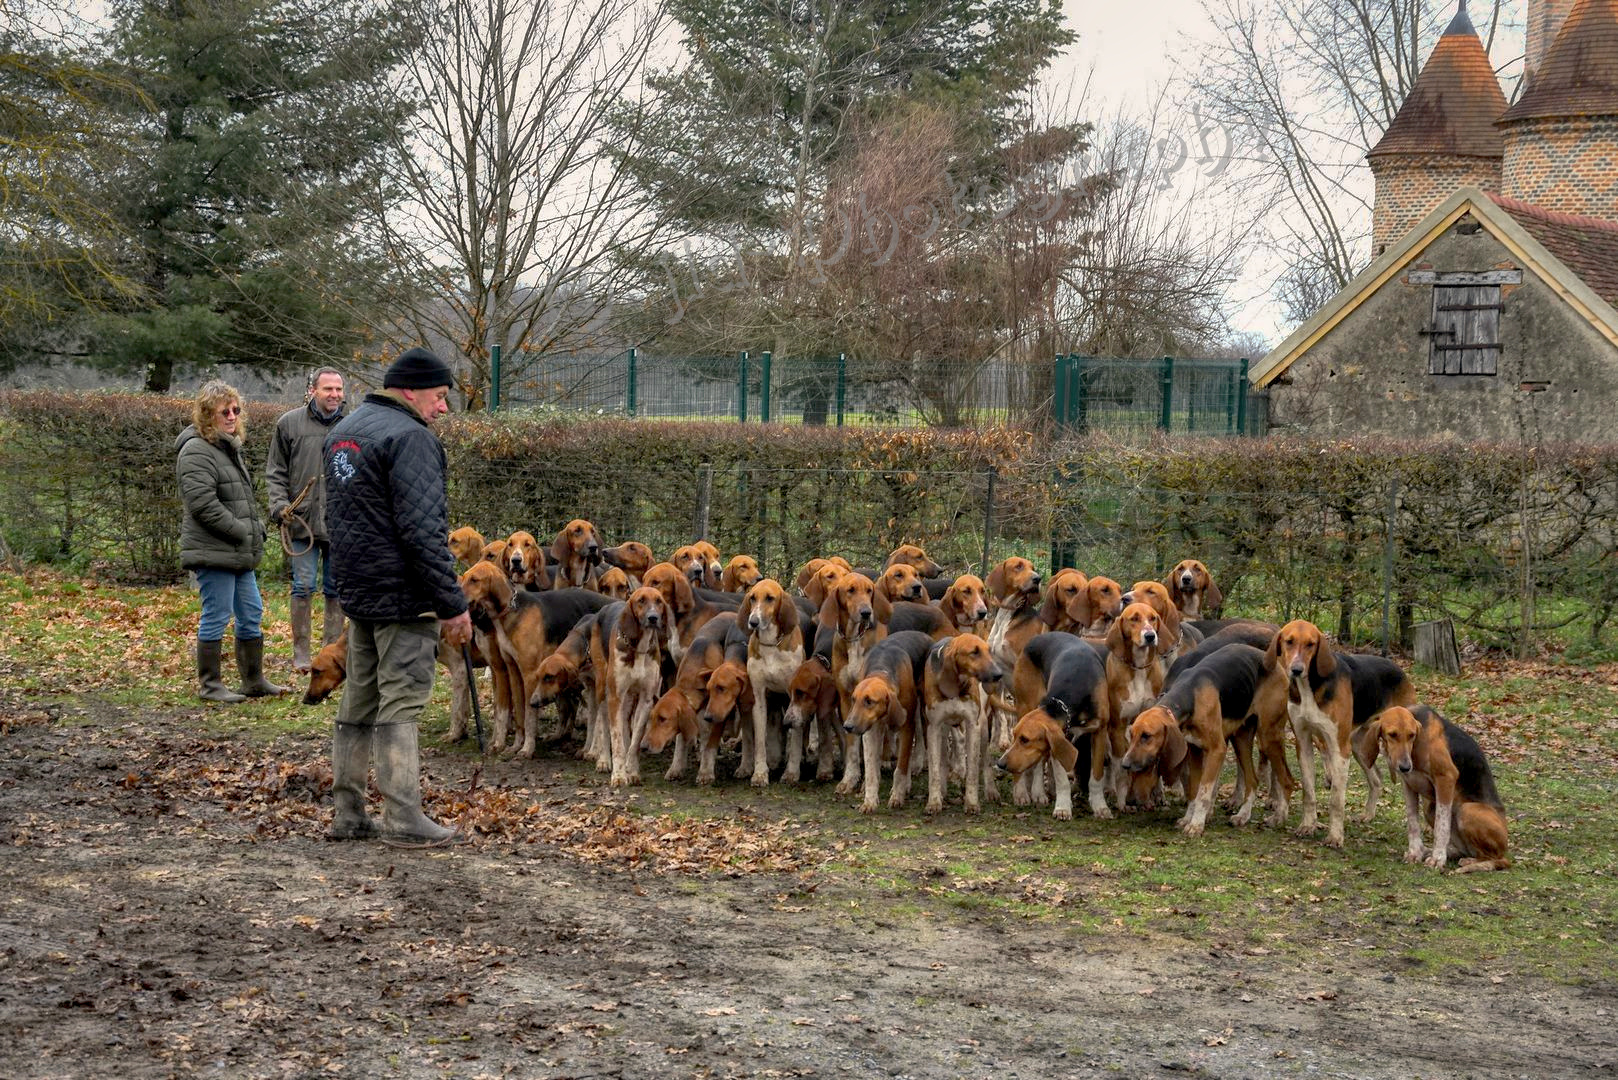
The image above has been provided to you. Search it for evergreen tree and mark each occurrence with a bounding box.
[92,0,413,392]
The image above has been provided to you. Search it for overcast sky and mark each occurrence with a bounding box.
[1054,0,1529,348]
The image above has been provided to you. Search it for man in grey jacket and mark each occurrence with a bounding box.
[266,367,346,672]
[323,348,473,847]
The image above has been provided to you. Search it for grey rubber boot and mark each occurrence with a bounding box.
[290,595,313,673]
[374,722,464,846]
[235,637,288,697]
[197,639,246,704]
[322,596,346,647]
[327,723,379,840]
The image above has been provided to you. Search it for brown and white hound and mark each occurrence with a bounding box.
[1267,619,1417,847]
[938,573,991,637]
[843,630,934,813]
[1122,580,1188,662]
[551,518,604,590]
[671,541,723,591]
[922,632,1004,815]
[529,612,599,761]
[886,543,944,579]
[600,585,672,787]
[984,557,1046,745]
[459,560,611,757]
[502,530,550,591]
[720,554,764,593]
[641,612,739,783]
[1121,643,1284,837]
[1102,601,1168,807]
[448,526,486,568]
[1165,559,1222,619]
[875,562,928,605]
[643,560,737,667]
[596,566,631,601]
[1367,705,1510,872]
[600,540,655,589]
[1006,631,1111,818]
[737,578,809,787]
[814,571,893,795]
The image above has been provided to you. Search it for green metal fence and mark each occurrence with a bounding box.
[1052,355,1266,436]
[494,349,1268,434]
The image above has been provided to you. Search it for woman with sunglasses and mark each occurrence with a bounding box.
[176,380,286,702]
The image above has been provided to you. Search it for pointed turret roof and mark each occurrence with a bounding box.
[1368,3,1508,160]
[1500,0,1618,123]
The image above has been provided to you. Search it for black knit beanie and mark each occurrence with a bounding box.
[383,347,455,390]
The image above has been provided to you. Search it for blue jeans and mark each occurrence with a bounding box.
[288,540,336,600]
[195,568,265,642]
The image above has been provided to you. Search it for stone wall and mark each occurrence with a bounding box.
[1267,213,1618,442]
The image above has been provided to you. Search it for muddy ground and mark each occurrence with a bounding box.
[1,692,1614,1080]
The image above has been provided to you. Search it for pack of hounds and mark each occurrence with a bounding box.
[303,520,1510,873]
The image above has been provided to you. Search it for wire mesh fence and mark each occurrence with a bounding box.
[1046,472,1616,654]
[494,350,1259,434]
[1053,355,1265,437]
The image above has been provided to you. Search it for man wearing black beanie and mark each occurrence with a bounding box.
[321,347,473,847]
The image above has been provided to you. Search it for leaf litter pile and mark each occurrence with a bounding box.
[41,717,817,876]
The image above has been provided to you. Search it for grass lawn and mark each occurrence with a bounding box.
[3,567,1615,985]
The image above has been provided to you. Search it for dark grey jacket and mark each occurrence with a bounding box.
[265,398,345,542]
[176,426,265,573]
[323,392,467,622]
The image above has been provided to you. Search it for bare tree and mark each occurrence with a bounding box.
[1056,98,1255,358]
[1187,0,1516,324]
[376,0,675,407]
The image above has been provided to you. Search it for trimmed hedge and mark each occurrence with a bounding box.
[3,390,1615,652]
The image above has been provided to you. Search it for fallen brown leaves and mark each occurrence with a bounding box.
[115,736,814,875]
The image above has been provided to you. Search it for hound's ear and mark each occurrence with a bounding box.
[590,524,604,553]
[550,529,572,564]
[1160,720,1188,772]
[1162,568,1179,594]
[1204,575,1223,615]
[884,687,906,732]
[486,570,513,615]
[985,562,1007,601]
[1105,612,1127,653]
[776,590,799,638]
[736,586,757,628]
[618,608,643,647]
[940,587,963,626]
[1044,716,1079,774]
[1266,630,1284,669]
[871,584,893,625]
[795,562,818,592]
[1072,586,1096,630]
[817,587,841,631]
[1312,637,1337,680]
[1037,581,1062,627]
[1363,717,1384,766]
[671,572,696,616]
[1158,601,1182,649]
[935,642,962,699]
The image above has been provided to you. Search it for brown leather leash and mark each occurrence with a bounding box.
[278,476,318,558]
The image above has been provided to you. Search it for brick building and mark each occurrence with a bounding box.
[1255,0,1618,442]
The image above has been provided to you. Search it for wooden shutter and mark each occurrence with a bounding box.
[1429,282,1501,375]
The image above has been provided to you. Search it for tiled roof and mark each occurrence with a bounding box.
[1500,0,1618,122]
[1490,192,1618,306]
[1369,5,1508,160]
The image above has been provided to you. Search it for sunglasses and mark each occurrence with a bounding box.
[218,404,242,417]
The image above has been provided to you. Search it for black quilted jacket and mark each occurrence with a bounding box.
[323,392,467,622]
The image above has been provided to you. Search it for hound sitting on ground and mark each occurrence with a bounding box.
[1369,705,1510,872]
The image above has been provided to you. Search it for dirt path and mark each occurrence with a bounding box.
[2,696,1614,1080]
